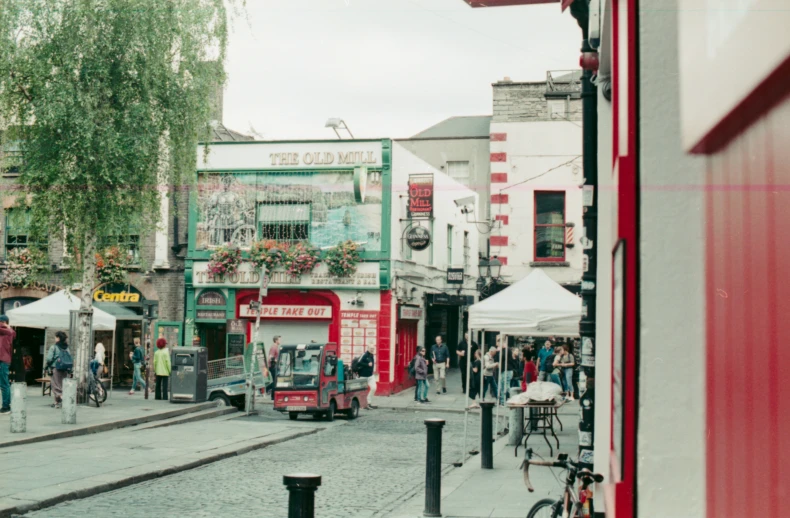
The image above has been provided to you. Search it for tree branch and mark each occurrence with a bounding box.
[9,71,32,102]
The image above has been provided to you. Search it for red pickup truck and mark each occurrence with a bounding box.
[272,342,369,421]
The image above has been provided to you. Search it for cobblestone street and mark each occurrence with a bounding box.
[30,409,501,518]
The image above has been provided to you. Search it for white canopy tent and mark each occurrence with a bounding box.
[5,290,116,330]
[461,269,582,465]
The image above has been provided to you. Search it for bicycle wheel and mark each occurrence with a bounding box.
[526,498,560,518]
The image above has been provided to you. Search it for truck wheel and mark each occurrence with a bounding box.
[347,399,360,419]
[326,400,336,422]
[289,412,298,420]
[210,393,231,407]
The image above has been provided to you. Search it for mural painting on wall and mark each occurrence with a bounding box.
[196,172,383,252]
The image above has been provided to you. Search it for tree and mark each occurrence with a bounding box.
[0,0,232,399]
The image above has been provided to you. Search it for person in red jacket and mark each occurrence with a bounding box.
[0,315,16,414]
[521,351,539,392]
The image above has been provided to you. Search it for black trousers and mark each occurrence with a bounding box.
[155,375,169,400]
[459,360,468,392]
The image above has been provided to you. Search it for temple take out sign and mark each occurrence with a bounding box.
[193,261,380,289]
[239,305,333,319]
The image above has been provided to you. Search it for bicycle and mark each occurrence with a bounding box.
[522,448,604,518]
[88,361,108,407]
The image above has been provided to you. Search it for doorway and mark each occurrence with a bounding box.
[395,319,418,390]
[200,324,227,361]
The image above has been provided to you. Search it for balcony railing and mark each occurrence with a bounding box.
[546,70,582,96]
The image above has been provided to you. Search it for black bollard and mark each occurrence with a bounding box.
[424,418,446,517]
[283,473,322,518]
[480,402,495,469]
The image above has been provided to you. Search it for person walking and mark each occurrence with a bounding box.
[44,331,71,408]
[482,346,499,401]
[467,348,482,409]
[154,338,171,400]
[431,335,449,395]
[537,340,553,381]
[456,332,477,394]
[129,339,146,395]
[549,346,564,388]
[414,346,429,404]
[267,335,281,399]
[557,344,576,400]
[358,344,378,409]
[521,351,539,391]
[0,316,16,415]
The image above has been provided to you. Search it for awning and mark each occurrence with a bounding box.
[93,302,143,321]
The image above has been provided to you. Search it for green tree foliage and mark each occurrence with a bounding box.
[0,0,233,394]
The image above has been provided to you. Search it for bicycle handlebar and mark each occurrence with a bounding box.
[521,449,603,493]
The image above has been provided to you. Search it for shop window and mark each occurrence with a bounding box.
[534,191,566,261]
[4,208,47,256]
[446,161,470,182]
[258,203,310,243]
[447,224,454,267]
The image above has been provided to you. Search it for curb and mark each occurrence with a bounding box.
[0,402,218,449]
[2,427,322,518]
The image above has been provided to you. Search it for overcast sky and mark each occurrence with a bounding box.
[222,0,580,140]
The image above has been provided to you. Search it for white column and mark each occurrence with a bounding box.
[153,132,170,269]
[10,382,26,433]
[61,378,77,424]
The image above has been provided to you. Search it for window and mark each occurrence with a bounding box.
[403,222,412,261]
[534,191,566,261]
[446,161,470,182]
[100,228,141,265]
[428,219,434,266]
[463,231,470,270]
[1,148,23,177]
[447,224,454,267]
[258,203,310,242]
[4,208,47,255]
[548,99,568,119]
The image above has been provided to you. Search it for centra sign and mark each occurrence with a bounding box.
[93,284,143,303]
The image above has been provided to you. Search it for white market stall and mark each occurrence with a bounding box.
[6,290,118,393]
[462,269,582,463]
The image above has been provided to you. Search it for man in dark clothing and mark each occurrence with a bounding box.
[431,336,450,394]
[359,345,377,409]
[0,315,16,414]
[456,333,478,394]
[537,340,554,381]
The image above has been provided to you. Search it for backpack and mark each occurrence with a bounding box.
[55,347,74,372]
[407,357,416,378]
[351,356,362,374]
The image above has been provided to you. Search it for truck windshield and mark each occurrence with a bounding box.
[277,348,322,388]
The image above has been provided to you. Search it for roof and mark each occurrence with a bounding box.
[211,122,254,142]
[411,116,491,139]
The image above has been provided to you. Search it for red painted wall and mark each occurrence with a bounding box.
[705,91,790,518]
[376,291,394,395]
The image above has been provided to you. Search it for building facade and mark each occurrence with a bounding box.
[184,139,478,395]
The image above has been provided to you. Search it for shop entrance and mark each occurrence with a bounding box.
[201,323,227,361]
[12,327,45,384]
[395,319,418,389]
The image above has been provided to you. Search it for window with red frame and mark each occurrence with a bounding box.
[534,192,565,261]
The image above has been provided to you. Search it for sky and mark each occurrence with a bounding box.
[222,0,581,140]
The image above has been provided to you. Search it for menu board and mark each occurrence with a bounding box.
[227,334,245,358]
[339,310,379,365]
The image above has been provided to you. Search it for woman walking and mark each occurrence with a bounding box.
[154,338,171,400]
[44,331,71,408]
[467,348,482,409]
[414,346,429,404]
[558,344,576,401]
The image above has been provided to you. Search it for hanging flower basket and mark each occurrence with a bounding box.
[324,240,361,278]
[250,240,288,270]
[208,243,242,277]
[95,246,128,285]
[5,247,46,286]
[284,242,320,277]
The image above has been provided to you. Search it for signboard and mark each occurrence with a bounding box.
[227,319,246,334]
[427,293,474,306]
[93,284,143,303]
[197,290,226,306]
[399,306,424,320]
[239,305,333,319]
[193,261,380,290]
[678,0,790,151]
[407,174,434,219]
[406,226,431,251]
[446,268,464,285]
[196,309,225,320]
[227,334,245,357]
[612,240,626,481]
[197,141,382,170]
[339,310,378,365]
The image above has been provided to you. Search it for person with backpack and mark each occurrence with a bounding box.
[414,346,429,404]
[129,338,146,395]
[154,338,172,400]
[44,331,72,408]
[0,315,16,415]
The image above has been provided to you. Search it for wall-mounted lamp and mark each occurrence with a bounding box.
[349,291,364,307]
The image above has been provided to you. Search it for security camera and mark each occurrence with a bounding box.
[460,205,474,215]
[454,195,476,208]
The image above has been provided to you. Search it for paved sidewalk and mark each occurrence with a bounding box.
[0,386,215,448]
[0,413,327,517]
[389,398,581,517]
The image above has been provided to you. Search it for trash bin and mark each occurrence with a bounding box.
[170,347,208,403]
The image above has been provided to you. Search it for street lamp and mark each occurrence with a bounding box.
[325,118,354,139]
[478,258,490,279]
[476,256,503,297]
[488,257,502,279]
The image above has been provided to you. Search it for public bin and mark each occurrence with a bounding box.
[170,347,208,403]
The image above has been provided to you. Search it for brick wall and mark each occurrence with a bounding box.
[492,80,582,123]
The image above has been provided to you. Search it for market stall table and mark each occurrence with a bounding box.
[507,399,566,457]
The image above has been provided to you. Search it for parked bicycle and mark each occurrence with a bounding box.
[88,359,107,407]
[522,448,603,518]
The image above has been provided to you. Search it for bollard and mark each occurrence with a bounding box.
[62,378,77,425]
[507,387,523,446]
[10,382,26,433]
[283,473,321,518]
[424,418,446,517]
[480,401,495,469]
